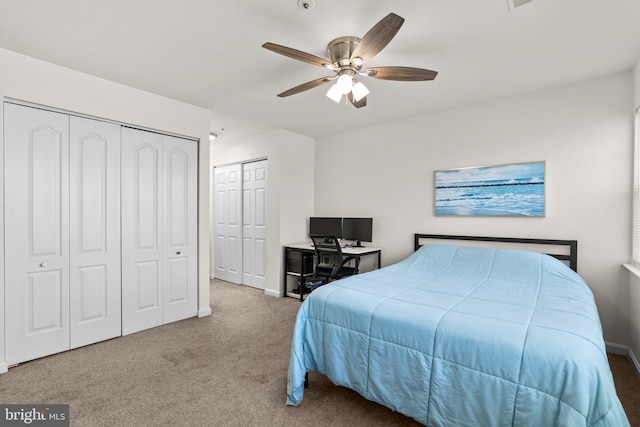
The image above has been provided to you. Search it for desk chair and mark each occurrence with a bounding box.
[309,235,360,282]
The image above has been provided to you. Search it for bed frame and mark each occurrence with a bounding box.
[302,233,578,389]
[414,233,578,272]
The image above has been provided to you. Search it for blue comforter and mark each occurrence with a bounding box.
[287,245,629,426]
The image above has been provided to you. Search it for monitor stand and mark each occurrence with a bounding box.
[352,240,363,248]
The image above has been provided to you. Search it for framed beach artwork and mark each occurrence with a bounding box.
[434,161,545,216]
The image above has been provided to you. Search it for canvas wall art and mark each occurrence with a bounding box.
[435,161,545,216]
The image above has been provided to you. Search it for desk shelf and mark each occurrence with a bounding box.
[283,243,382,301]
[283,247,314,301]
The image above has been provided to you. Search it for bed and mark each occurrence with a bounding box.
[286,234,629,426]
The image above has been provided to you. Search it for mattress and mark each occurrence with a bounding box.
[286,244,629,426]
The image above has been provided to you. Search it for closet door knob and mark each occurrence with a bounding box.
[176,251,181,255]
[40,262,47,268]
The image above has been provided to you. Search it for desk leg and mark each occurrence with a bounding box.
[282,247,288,297]
[299,249,305,302]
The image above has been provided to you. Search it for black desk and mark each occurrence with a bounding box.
[282,243,382,301]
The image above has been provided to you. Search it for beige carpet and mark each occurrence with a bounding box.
[0,279,638,426]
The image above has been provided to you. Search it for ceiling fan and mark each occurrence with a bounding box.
[262,13,438,108]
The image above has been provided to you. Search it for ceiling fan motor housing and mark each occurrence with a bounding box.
[328,36,361,69]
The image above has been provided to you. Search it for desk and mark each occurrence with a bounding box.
[283,243,382,301]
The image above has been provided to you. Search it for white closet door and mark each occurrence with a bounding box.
[242,160,267,289]
[4,104,70,365]
[213,164,242,284]
[121,128,164,335]
[162,135,198,324]
[69,116,121,348]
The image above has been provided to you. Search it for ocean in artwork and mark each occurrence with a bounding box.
[435,162,545,216]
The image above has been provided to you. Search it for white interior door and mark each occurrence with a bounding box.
[213,164,242,284]
[4,103,70,365]
[69,116,121,348]
[121,127,164,335]
[242,160,267,289]
[162,135,198,324]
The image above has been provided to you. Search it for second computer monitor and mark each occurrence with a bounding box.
[342,217,373,247]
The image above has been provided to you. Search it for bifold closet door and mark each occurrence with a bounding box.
[4,104,71,365]
[213,164,243,284]
[121,128,197,335]
[4,105,121,365]
[162,135,198,324]
[242,160,267,289]
[213,161,267,289]
[69,116,122,348]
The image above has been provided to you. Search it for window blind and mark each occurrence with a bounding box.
[633,110,640,266]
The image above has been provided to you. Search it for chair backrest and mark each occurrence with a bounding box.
[309,235,343,278]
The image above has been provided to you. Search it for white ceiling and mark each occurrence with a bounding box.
[1,0,640,142]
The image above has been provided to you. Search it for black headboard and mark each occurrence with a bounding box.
[414,234,578,272]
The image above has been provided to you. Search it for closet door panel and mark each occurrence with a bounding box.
[241,160,267,289]
[121,128,164,335]
[69,117,121,348]
[4,103,70,365]
[163,135,197,324]
[77,265,107,318]
[167,257,188,301]
[213,164,242,283]
[136,260,161,308]
[29,271,64,329]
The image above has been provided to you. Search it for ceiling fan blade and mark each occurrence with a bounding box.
[263,42,336,70]
[348,92,367,108]
[277,76,335,97]
[350,13,404,63]
[364,66,438,81]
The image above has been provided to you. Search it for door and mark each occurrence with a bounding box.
[213,164,242,284]
[163,135,198,324]
[4,104,70,365]
[121,127,164,334]
[121,128,198,334]
[242,160,267,289]
[69,116,121,348]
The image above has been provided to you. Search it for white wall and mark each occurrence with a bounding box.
[0,48,212,372]
[210,129,315,297]
[635,58,640,108]
[315,72,634,346]
[628,269,640,372]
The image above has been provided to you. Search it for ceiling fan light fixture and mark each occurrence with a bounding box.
[336,74,354,95]
[326,84,343,103]
[351,81,369,102]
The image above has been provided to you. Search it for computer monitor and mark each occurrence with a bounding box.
[309,217,342,238]
[342,217,373,247]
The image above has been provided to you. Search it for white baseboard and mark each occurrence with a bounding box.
[0,361,8,374]
[606,342,628,355]
[264,288,282,298]
[629,348,640,378]
[606,342,640,379]
[197,307,212,317]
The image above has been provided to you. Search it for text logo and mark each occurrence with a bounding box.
[0,405,69,427]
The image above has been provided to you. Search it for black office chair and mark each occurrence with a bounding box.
[309,235,360,282]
